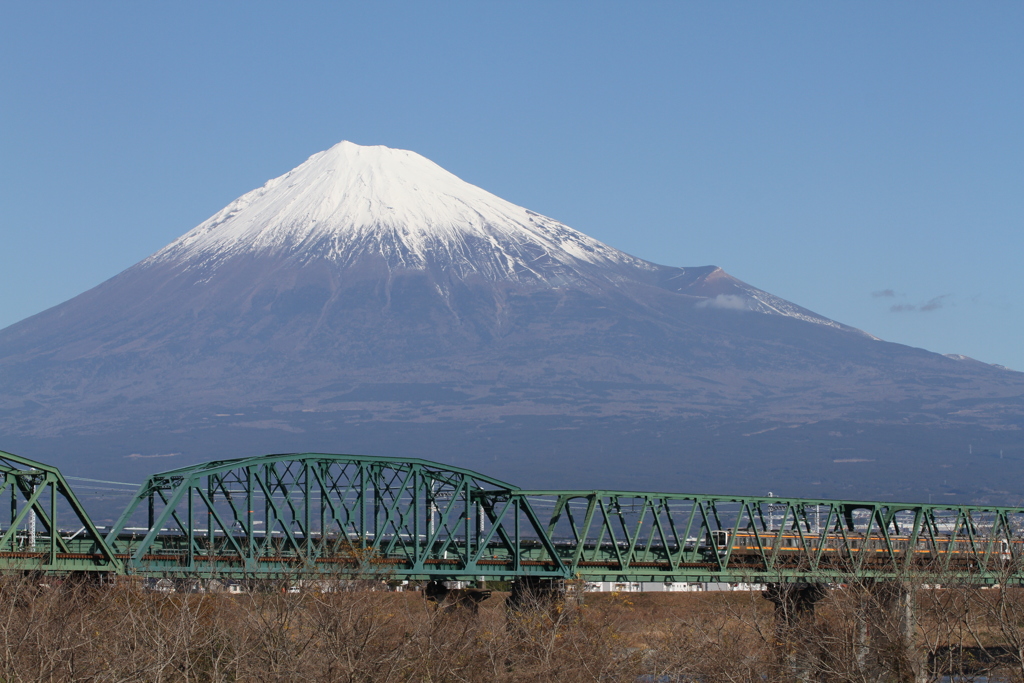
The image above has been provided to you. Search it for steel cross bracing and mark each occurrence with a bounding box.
[0,450,121,573]
[532,491,1024,584]
[99,453,1024,584]
[105,453,566,580]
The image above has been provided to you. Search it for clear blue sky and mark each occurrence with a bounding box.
[3,3,1022,369]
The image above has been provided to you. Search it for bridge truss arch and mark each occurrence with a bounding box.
[0,450,120,574]
[106,453,567,580]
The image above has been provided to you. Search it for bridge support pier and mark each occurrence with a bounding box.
[856,582,924,683]
[762,582,924,682]
[506,577,565,612]
[424,580,492,614]
[763,583,827,682]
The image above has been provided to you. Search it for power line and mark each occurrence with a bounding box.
[66,476,141,487]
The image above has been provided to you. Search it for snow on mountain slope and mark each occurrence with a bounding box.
[137,141,852,331]
[147,141,653,284]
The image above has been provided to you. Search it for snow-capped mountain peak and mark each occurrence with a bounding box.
[136,140,854,332]
[148,141,650,282]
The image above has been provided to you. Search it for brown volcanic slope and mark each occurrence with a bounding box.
[1,142,1022,506]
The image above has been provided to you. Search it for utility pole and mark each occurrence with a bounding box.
[477,501,486,587]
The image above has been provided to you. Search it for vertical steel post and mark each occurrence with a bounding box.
[9,480,16,549]
[187,485,195,568]
[318,462,326,555]
[358,462,366,546]
[49,480,57,566]
[412,467,420,569]
[303,461,311,556]
[246,466,254,563]
[264,465,273,554]
[462,486,470,569]
[373,465,380,546]
[514,498,521,574]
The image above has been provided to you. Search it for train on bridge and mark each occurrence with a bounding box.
[1,449,1023,586]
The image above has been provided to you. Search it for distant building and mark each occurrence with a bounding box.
[586,581,765,593]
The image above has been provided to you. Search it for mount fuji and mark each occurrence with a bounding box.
[2,142,1022,508]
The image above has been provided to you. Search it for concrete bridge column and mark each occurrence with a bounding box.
[763,583,828,682]
[862,582,925,683]
[424,580,492,614]
[506,577,566,612]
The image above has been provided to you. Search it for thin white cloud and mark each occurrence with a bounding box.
[889,294,952,314]
[697,294,751,311]
[920,295,950,312]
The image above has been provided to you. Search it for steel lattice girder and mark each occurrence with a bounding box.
[0,450,121,573]
[525,490,1024,584]
[102,452,1024,584]
[105,453,567,580]
[4,449,1023,584]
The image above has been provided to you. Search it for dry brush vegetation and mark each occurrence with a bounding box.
[3,574,1024,682]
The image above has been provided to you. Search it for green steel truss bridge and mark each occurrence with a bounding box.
[3,449,1024,585]
[0,450,121,574]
